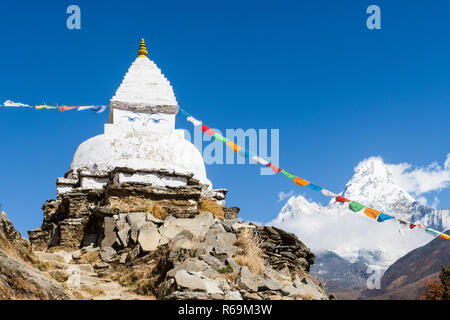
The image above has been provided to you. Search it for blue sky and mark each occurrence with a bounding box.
[0,0,449,236]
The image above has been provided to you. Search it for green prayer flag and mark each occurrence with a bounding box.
[213,133,228,143]
[349,202,365,212]
[281,170,295,179]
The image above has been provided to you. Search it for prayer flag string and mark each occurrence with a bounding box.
[179,108,450,241]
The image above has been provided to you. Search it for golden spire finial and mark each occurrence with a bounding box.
[138,38,148,57]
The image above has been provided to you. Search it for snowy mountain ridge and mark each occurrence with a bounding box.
[271,157,449,268]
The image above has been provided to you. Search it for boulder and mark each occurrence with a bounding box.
[160,212,215,240]
[224,290,243,300]
[101,217,117,248]
[117,225,131,247]
[237,266,258,292]
[167,258,210,277]
[226,257,241,272]
[199,254,223,269]
[174,270,223,294]
[100,246,117,262]
[137,222,160,252]
[259,278,283,291]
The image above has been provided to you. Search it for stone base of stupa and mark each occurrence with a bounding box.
[28,175,233,251]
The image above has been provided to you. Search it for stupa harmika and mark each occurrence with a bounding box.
[57,39,211,194]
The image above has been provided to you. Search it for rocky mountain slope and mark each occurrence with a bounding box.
[0,211,72,299]
[14,179,331,300]
[271,157,450,293]
[310,251,369,292]
[362,229,450,300]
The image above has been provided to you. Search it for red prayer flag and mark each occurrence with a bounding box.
[201,124,216,136]
[410,224,416,229]
[266,163,282,174]
[59,106,78,112]
[335,195,351,203]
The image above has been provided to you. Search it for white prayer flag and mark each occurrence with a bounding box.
[3,100,31,107]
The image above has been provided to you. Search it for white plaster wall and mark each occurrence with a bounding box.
[80,177,110,190]
[114,172,188,188]
[111,57,178,108]
[57,185,74,195]
[71,130,211,187]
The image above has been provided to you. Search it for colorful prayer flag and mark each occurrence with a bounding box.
[59,106,78,112]
[238,149,251,159]
[91,105,107,113]
[213,133,228,143]
[36,105,57,110]
[321,189,336,197]
[440,233,450,240]
[293,177,310,187]
[281,170,295,179]
[377,213,395,222]
[226,141,242,153]
[187,116,202,126]
[426,228,441,236]
[3,100,31,107]
[349,202,365,212]
[307,184,323,192]
[364,207,380,219]
[266,163,282,174]
[251,156,269,166]
[201,125,216,136]
[336,195,351,203]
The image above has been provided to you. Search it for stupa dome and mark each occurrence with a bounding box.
[60,39,210,193]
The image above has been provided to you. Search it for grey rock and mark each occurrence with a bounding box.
[138,222,160,252]
[242,292,262,300]
[94,261,110,270]
[213,247,229,263]
[101,217,116,248]
[100,246,117,262]
[117,225,131,247]
[71,250,82,260]
[237,266,258,292]
[146,213,164,224]
[280,284,300,296]
[126,212,147,226]
[226,257,241,272]
[119,252,128,264]
[259,278,283,291]
[174,270,223,294]
[224,290,243,300]
[199,254,223,269]
[167,258,210,277]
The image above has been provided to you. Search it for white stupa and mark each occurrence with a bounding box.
[57,39,210,194]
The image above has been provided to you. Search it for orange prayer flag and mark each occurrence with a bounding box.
[440,233,450,240]
[364,207,380,219]
[293,177,310,187]
[226,141,241,152]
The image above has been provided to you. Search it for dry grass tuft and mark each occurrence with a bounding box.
[233,228,265,275]
[78,251,100,265]
[72,290,88,300]
[50,270,69,283]
[110,197,168,220]
[82,287,105,297]
[199,199,224,220]
[148,204,168,220]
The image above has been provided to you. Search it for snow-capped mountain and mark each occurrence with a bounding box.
[271,157,450,270]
